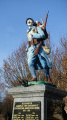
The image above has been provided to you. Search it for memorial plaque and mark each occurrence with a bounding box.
[13,101,41,120]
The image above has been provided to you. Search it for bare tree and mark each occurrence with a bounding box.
[51,36,67,90]
[3,42,31,87]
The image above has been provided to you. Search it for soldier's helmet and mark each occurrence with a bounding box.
[26,18,34,27]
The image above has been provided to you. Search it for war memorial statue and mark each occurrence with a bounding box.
[26,11,53,85]
[8,12,67,120]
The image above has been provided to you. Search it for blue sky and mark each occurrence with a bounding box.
[0,0,67,67]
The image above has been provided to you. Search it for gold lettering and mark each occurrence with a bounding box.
[13,102,40,119]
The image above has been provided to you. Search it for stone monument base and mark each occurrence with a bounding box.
[8,83,67,120]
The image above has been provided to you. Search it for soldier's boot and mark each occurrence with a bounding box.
[30,77,37,81]
[46,76,53,84]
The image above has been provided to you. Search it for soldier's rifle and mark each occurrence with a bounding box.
[34,11,49,55]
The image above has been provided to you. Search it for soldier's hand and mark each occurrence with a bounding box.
[32,28,35,32]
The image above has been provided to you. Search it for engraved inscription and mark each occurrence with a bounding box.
[13,101,41,120]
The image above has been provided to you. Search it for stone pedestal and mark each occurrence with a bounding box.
[8,85,67,120]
